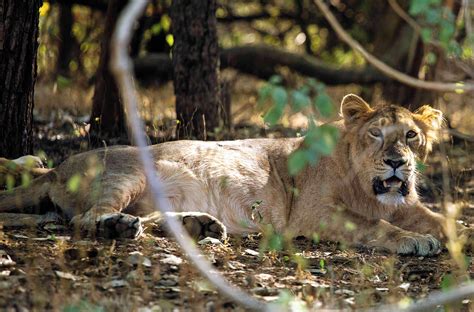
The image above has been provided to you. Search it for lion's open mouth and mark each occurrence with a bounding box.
[373,176,409,196]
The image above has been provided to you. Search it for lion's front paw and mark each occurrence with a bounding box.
[396,234,441,256]
[97,213,144,239]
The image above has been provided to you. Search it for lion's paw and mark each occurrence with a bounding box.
[164,212,227,241]
[96,213,144,239]
[396,234,441,256]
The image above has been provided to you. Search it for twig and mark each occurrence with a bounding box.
[370,283,474,312]
[387,0,442,50]
[109,0,266,310]
[313,0,474,93]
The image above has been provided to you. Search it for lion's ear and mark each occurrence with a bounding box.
[340,94,373,123]
[413,105,444,131]
[413,105,444,161]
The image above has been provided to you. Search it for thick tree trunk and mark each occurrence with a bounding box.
[0,0,42,158]
[89,0,128,146]
[170,0,222,140]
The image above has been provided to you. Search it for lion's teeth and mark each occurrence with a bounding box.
[383,181,388,188]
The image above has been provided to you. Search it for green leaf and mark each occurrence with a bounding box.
[258,84,273,107]
[315,93,334,118]
[440,274,455,291]
[425,8,441,24]
[264,106,283,125]
[420,28,433,42]
[288,150,308,176]
[271,86,288,109]
[319,259,325,269]
[439,22,455,44]
[6,174,15,191]
[67,174,82,193]
[56,75,71,89]
[425,52,437,65]
[416,160,427,172]
[291,90,310,112]
[409,0,428,15]
[269,75,283,85]
[268,233,284,251]
[21,172,32,188]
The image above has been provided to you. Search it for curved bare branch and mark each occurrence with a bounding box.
[313,0,474,93]
[109,0,266,310]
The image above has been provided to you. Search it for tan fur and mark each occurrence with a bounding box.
[0,94,471,255]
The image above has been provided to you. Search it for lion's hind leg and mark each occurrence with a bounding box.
[142,211,227,241]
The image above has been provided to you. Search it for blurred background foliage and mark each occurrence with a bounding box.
[34,0,473,138]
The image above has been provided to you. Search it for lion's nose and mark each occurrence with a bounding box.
[383,158,406,169]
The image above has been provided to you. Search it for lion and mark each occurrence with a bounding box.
[0,94,471,255]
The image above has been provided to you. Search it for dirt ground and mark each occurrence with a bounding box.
[0,119,471,311]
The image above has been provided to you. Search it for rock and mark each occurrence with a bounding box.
[127,251,152,267]
[159,254,183,266]
[198,237,222,245]
[55,270,78,281]
[103,279,129,289]
[244,249,259,256]
[255,273,274,283]
[335,289,355,296]
[0,250,15,267]
[251,287,279,296]
[399,282,410,291]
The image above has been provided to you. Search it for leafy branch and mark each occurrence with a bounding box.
[259,76,339,175]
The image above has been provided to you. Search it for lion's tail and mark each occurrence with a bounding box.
[0,169,56,212]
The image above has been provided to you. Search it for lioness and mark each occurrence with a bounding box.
[0,94,472,255]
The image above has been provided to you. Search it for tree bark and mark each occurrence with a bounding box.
[0,0,42,158]
[89,0,128,146]
[56,2,74,77]
[170,0,222,140]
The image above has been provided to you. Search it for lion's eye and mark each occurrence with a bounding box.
[406,130,417,139]
[369,128,382,137]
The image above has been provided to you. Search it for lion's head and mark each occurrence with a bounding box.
[340,94,443,206]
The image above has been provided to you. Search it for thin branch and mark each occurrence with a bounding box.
[388,0,422,34]
[388,0,444,49]
[313,0,474,93]
[109,0,266,310]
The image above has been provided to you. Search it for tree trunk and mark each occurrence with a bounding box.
[89,0,128,146]
[55,2,74,77]
[0,0,42,158]
[170,0,222,140]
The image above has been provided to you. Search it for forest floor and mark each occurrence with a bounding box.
[0,121,472,311]
[0,81,473,311]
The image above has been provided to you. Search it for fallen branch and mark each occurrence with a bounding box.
[313,0,474,93]
[109,0,266,310]
[134,45,388,84]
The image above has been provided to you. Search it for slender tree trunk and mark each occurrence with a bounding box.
[170,0,222,140]
[56,2,74,77]
[0,0,42,158]
[89,0,128,146]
